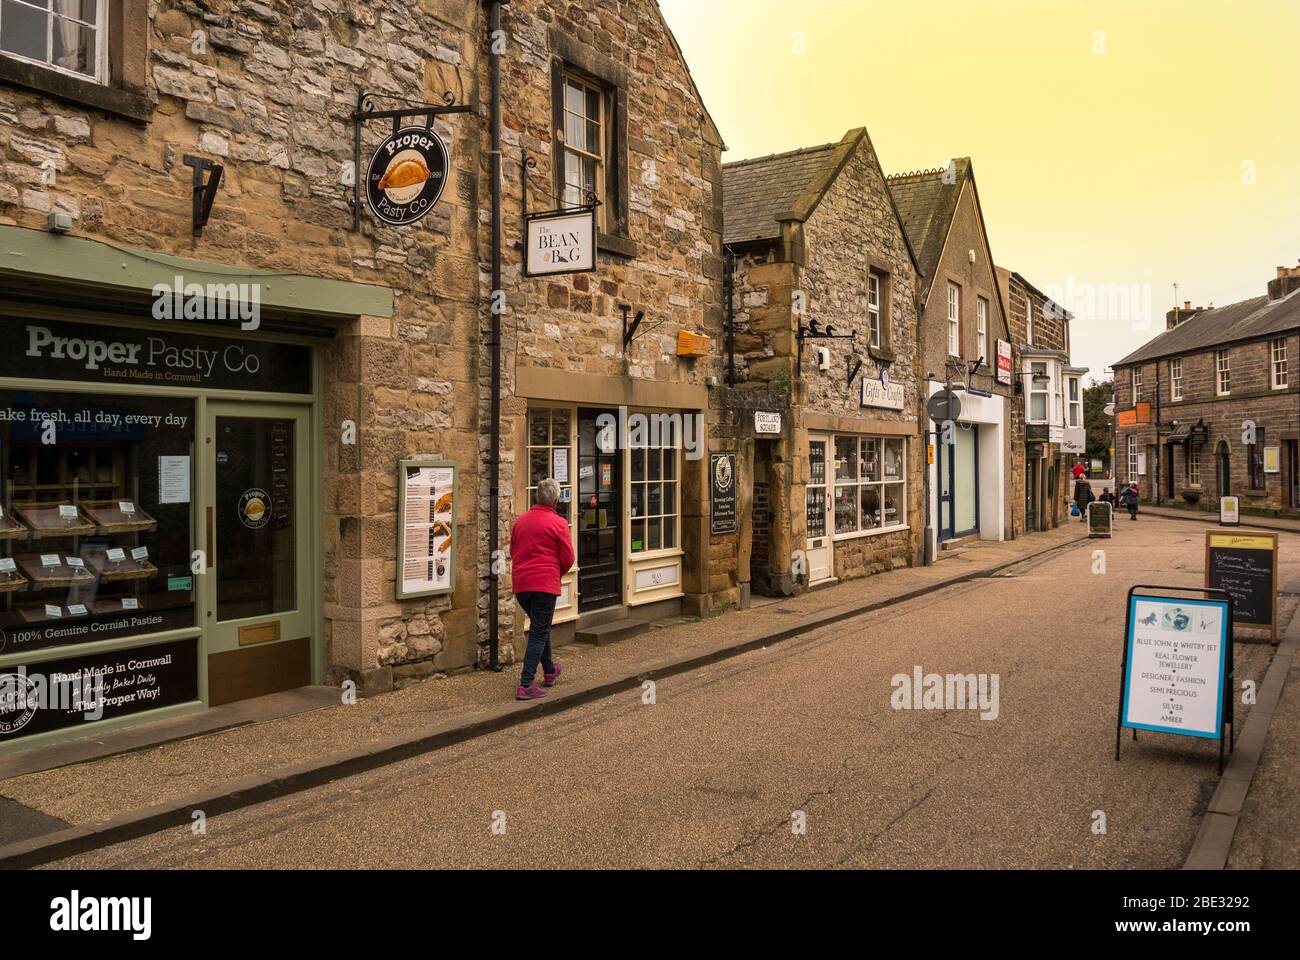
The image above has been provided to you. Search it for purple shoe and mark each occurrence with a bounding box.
[543,662,563,687]
[516,683,547,701]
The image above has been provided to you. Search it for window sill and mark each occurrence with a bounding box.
[833,524,910,543]
[628,547,683,561]
[0,56,151,122]
[598,233,639,260]
[868,345,896,364]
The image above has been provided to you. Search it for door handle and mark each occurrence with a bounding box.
[206,506,214,569]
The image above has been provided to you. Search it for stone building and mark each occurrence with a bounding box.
[1113,264,1300,515]
[998,267,1088,532]
[887,159,1014,553]
[0,0,727,752]
[720,127,923,597]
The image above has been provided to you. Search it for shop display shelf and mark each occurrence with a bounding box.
[0,513,29,541]
[15,602,91,624]
[11,503,97,538]
[78,500,158,534]
[13,553,97,589]
[0,570,28,593]
[91,597,147,615]
[83,549,158,582]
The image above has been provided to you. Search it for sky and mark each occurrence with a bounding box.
[658,0,1300,383]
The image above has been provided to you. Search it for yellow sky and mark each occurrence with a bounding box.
[660,0,1300,381]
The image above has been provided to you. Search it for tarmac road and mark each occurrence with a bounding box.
[50,517,1296,869]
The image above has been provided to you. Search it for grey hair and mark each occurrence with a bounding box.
[536,478,561,507]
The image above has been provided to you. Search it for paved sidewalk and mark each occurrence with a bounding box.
[0,525,1085,854]
[1140,505,1300,533]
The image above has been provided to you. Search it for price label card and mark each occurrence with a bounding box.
[45,604,62,618]
[68,603,88,616]
[119,501,137,515]
[122,597,140,610]
[0,504,5,518]
[106,548,126,563]
[58,504,79,520]
[131,547,149,562]
[65,557,86,568]
[0,558,15,573]
[41,553,61,568]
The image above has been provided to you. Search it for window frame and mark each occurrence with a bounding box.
[1131,366,1143,403]
[947,282,961,357]
[1271,338,1289,390]
[1067,375,1082,428]
[831,434,908,540]
[1216,349,1231,396]
[559,70,607,229]
[1127,434,1138,484]
[1028,361,1049,424]
[1187,442,1201,487]
[0,0,108,85]
[976,296,989,366]
[867,271,883,350]
[1248,428,1266,491]
[1169,357,1183,401]
[628,438,680,557]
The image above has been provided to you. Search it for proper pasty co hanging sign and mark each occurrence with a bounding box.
[365,126,449,226]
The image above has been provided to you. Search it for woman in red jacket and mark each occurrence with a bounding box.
[509,477,575,700]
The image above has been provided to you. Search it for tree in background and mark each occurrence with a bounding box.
[1084,380,1115,474]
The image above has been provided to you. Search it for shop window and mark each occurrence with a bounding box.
[833,435,907,536]
[806,441,827,539]
[0,390,196,656]
[0,0,106,83]
[1248,429,1265,490]
[526,408,574,529]
[1271,338,1289,390]
[1170,358,1183,401]
[1216,350,1230,396]
[629,440,678,554]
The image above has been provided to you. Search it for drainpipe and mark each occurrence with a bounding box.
[486,0,506,671]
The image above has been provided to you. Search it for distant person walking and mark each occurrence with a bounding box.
[1119,482,1140,521]
[1072,462,1087,481]
[1073,475,1095,523]
[1100,487,1117,508]
[508,478,575,701]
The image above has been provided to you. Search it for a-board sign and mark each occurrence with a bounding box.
[1087,501,1112,538]
[1219,496,1240,526]
[1205,531,1278,642]
[709,453,737,536]
[1119,592,1230,743]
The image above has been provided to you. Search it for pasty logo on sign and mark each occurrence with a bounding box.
[238,488,272,529]
[365,126,449,226]
[524,209,597,276]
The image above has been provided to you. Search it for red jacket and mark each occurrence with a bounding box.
[509,504,575,596]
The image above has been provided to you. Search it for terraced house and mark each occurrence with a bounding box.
[1113,263,1300,515]
[0,0,727,753]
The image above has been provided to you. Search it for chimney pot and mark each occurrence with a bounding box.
[1183,300,1191,310]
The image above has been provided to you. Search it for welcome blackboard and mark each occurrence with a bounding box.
[1205,531,1278,642]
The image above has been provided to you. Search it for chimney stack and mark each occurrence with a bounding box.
[1166,301,1201,330]
[1267,260,1300,300]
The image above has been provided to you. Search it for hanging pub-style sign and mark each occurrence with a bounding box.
[365,126,450,226]
[524,208,597,277]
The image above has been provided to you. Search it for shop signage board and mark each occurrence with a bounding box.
[995,340,1012,385]
[1205,531,1278,642]
[523,208,597,276]
[364,126,449,226]
[0,637,199,741]
[1219,496,1240,526]
[1263,446,1280,474]
[710,453,737,536]
[397,460,456,600]
[861,378,906,411]
[1116,587,1233,773]
[1087,501,1112,538]
[1,318,312,393]
[755,411,782,434]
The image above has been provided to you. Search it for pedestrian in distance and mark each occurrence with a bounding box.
[1100,487,1117,508]
[508,477,575,701]
[1073,474,1095,523]
[1119,482,1140,521]
[1072,461,1087,481]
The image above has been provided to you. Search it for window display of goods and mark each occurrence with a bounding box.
[82,546,158,582]
[15,602,91,624]
[10,502,97,538]
[78,499,158,534]
[0,508,28,541]
[13,553,97,589]
[0,567,28,593]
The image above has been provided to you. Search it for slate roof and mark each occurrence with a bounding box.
[1115,287,1300,366]
[722,142,838,245]
[885,160,968,303]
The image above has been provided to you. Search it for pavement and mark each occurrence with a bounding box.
[16,516,1299,869]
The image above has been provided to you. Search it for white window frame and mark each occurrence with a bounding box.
[1131,366,1143,403]
[1028,361,1049,424]
[0,0,108,84]
[1026,297,1034,346]
[832,434,908,539]
[1067,376,1082,428]
[628,437,680,557]
[1188,442,1201,487]
[1216,349,1230,396]
[976,297,989,366]
[1271,338,1288,390]
[1127,434,1138,483]
[947,282,960,357]
[867,272,882,349]
[561,71,607,230]
[1170,357,1183,401]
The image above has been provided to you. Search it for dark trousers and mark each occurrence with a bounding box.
[516,591,557,687]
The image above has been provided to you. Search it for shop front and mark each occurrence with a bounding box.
[925,382,1007,552]
[0,309,326,751]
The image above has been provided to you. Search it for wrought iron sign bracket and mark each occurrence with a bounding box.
[350,90,472,231]
[846,355,863,387]
[183,154,223,237]
[521,148,602,220]
[795,319,854,374]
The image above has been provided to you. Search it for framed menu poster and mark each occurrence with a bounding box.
[397,459,456,599]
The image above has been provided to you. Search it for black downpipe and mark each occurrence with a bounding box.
[486,0,504,671]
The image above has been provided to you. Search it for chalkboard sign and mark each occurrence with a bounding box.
[1205,532,1278,642]
[1087,501,1112,538]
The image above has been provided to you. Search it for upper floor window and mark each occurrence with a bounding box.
[1131,366,1142,403]
[947,282,960,357]
[1216,349,1230,395]
[976,297,989,365]
[1026,298,1034,346]
[867,271,883,349]
[1170,358,1183,401]
[560,72,606,227]
[1067,376,1082,428]
[0,0,106,83]
[1271,338,1289,390]
[1029,361,1049,423]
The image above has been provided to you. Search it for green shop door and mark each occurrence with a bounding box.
[202,402,313,706]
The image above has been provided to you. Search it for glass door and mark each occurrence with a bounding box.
[806,436,831,583]
[577,409,621,611]
[202,402,312,705]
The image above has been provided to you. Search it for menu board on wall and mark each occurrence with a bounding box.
[710,453,737,536]
[397,460,455,599]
